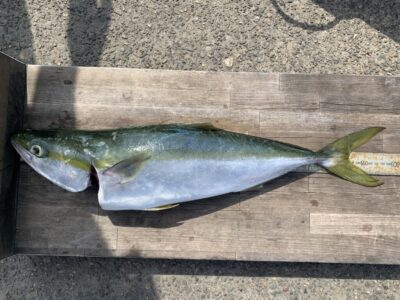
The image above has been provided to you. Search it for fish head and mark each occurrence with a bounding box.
[11,130,91,192]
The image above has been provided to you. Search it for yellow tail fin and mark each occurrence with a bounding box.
[318,127,385,187]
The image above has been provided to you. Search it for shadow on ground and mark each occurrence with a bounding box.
[0,0,154,299]
[272,0,400,43]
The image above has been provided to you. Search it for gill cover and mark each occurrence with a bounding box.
[11,134,91,192]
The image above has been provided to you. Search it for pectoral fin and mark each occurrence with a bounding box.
[145,204,180,211]
[103,153,151,184]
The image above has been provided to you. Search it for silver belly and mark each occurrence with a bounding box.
[97,157,314,210]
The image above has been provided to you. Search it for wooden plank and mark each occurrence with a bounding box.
[239,192,400,215]
[16,226,117,251]
[15,164,115,253]
[0,52,25,259]
[231,91,319,111]
[383,130,400,153]
[82,248,237,260]
[236,235,400,264]
[280,74,400,114]
[14,65,400,264]
[280,74,400,94]
[24,104,260,134]
[309,173,398,195]
[229,72,319,111]
[259,111,390,151]
[27,66,232,109]
[310,213,400,236]
[27,65,234,91]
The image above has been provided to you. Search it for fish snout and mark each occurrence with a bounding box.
[11,138,33,163]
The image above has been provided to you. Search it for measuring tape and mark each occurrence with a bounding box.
[296,152,400,176]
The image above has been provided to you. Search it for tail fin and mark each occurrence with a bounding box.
[317,127,385,187]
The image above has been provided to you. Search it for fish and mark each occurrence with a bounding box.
[11,124,384,211]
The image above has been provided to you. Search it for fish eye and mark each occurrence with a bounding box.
[29,145,45,157]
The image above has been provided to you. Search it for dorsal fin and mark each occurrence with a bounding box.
[183,123,220,131]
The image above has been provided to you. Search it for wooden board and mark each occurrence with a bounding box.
[0,53,25,258]
[15,64,400,264]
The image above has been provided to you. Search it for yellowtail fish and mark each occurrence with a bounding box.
[11,124,384,211]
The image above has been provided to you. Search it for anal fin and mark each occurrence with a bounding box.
[145,204,180,211]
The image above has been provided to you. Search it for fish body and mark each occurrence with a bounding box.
[12,124,384,211]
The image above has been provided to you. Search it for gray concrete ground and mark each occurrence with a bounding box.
[1,0,400,299]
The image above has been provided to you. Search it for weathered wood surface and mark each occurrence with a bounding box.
[15,65,400,264]
[0,53,25,258]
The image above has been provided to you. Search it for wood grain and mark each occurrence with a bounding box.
[259,111,394,151]
[25,104,260,134]
[280,74,400,114]
[310,213,400,236]
[14,65,400,264]
[383,130,400,153]
[27,66,232,109]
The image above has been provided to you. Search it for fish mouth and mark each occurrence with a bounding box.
[11,139,34,164]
